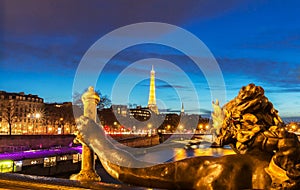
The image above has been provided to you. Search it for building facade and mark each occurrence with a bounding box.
[111,104,128,117]
[0,91,44,135]
[0,91,77,135]
[44,102,76,135]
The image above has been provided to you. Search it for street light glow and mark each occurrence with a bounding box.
[35,113,41,119]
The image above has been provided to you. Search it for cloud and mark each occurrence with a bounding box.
[282,116,300,123]
[239,30,300,50]
[0,0,247,75]
[0,36,83,75]
[159,108,181,113]
[101,43,209,79]
[158,108,211,115]
[157,84,187,89]
[217,57,300,86]
[199,108,212,115]
[267,87,300,94]
[0,0,245,36]
[140,82,187,90]
[0,0,246,79]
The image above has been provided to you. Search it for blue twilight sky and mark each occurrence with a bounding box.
[0,0,300,120]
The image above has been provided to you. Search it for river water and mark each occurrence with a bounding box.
[136,143,236,163]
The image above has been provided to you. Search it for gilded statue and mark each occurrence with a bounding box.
[212,83,300,189]
[75,84,300,189]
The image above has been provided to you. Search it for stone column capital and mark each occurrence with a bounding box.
[81,86,100,105]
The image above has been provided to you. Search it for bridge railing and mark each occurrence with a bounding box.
[0,172,143,189]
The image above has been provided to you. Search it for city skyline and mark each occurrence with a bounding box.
[1,1,300,120]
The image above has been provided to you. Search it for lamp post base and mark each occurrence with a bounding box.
[70,169,101,182]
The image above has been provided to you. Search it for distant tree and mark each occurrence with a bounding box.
[73,89,111,110]
[72,91,83,108]
[96,90,111,110]
[1,99,18,135]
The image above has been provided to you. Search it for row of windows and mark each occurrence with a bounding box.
[0,107,41,113]
[0,101,42,106]
[0,118,42,123]
[0,95,43,102]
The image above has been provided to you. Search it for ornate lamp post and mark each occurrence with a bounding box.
[70,87,100,181]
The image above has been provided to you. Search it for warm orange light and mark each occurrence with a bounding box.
[179,125,184,130]
[35,113,41,118]
[199,124,203,129]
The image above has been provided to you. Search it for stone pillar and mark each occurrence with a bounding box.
[70,86,101,181]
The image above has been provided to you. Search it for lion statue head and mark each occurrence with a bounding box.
[212,83,284,153]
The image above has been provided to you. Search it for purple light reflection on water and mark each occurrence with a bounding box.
[0,147,82,161]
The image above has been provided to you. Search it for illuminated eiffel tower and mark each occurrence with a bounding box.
[148,65,159,114]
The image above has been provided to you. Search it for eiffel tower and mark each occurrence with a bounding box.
[148,65,159,114]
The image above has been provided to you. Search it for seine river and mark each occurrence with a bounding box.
[136,143,236,163]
